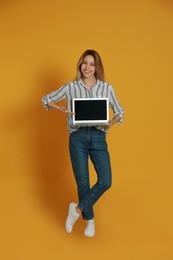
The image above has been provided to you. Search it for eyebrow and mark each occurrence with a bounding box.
[83,60,95,63]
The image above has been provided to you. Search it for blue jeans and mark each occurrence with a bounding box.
[69,127,112,220]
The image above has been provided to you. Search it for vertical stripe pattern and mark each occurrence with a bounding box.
[42,79,124,133]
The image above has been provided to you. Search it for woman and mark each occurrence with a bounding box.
[42,50,124,237]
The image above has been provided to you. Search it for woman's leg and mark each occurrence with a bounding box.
[69,130,94,220]
[77,128,112,214]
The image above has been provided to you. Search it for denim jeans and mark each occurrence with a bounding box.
[69,127,112,220]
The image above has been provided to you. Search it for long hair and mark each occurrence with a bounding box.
[75,50,105,81]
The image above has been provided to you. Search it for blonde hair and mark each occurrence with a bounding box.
[75,50,105,81]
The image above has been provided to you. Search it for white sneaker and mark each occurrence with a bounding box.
[65,203,80,233]
[84,219,95,237]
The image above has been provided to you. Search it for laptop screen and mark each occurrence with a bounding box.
[72,98,109,126]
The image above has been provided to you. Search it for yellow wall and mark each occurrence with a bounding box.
[0,0,173,259]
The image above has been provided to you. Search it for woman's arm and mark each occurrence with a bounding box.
[108,114,121,129]
[108,84,124,128]
[47,102,74,115]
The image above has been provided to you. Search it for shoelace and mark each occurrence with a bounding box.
[70,217,76,225]
[69,213,79,226]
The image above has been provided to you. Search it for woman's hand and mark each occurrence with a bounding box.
[57,106,75,115]
[47,102,75,115]
[108,115,120,129]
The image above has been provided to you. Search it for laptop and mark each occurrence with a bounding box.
[72,98,109,126]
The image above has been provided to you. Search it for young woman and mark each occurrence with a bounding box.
[42,50,124,237]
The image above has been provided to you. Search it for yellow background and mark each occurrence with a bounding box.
[0,0,173,259]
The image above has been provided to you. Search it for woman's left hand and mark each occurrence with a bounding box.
[108,115,120,129]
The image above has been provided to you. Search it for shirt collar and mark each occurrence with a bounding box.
[78,79,100,88]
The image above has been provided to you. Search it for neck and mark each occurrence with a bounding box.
[82,76,97,86]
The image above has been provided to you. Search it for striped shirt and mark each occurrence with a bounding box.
[42,79,124,133]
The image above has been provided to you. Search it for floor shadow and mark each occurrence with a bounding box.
[4,66,77,228]
[33,68,77,227]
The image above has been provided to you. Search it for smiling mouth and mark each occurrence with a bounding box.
[84,71,91,73]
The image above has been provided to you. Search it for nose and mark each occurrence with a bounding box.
[86,63,90,70]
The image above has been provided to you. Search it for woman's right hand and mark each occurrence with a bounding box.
[47,102,75,115]
[57,106,75,115]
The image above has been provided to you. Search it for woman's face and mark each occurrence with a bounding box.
[81,55,96,79]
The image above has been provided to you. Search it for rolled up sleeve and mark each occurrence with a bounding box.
[42,84,67,110]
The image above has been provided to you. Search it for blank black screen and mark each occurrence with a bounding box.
[74,100,107,121]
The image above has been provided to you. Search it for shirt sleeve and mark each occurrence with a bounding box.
[108,84,124,125]
[42,84,67,110]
